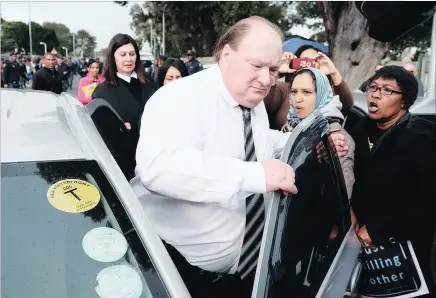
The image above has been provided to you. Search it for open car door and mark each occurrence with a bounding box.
[86,98,137,181]
[252,111,361,298]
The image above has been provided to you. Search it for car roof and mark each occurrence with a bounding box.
[1,89,99,163]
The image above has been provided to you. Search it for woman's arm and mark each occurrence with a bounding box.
[333,80,354,113]
[77,79,92,105]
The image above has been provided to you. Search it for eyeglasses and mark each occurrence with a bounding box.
[366,84,403,95]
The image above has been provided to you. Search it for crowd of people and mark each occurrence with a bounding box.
[1,15,434,298]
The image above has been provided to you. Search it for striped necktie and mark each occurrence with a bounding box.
[237,106,266,279]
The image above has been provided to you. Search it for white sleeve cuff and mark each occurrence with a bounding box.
[240,161,266,194]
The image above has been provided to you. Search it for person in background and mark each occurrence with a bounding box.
[25,58,34,88]
[282,67,355,198]
[263,79,290,130]
[56,55,70,92]
[77,58,104,106]
[95,57,104,75]
[78,57,88,78]
[185,50,203,75]
[1,58,5,87]
[156,58,188,89]
[403,62,425,96]
[32,53,62,94]
[3,52,27,89]
[264,48,354,131]
[158,55,167,67]
[294,45,354,112]
[92,33,154,169]
[148,58,160,83]
[33,57,41,73]
[350,66,435,296]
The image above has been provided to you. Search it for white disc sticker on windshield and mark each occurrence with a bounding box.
[82,227,128,263]
[95,265,143,298]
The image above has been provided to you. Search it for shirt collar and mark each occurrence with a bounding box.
[117,71,138,83]
[212,64,239,108]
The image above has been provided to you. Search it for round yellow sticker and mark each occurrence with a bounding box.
[47,179,101,213]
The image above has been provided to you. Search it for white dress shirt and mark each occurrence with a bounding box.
[130,64,290,274]
[116,71,137,83]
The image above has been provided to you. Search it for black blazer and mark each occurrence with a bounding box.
[92,77,154,145]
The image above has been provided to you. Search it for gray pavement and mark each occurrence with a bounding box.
[65,75,80,97]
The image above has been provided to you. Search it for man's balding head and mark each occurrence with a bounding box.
[215,16,283,108]
[213,16,283,62]
[403,63,418,77]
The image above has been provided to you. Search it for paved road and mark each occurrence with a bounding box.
[65,75,80,97]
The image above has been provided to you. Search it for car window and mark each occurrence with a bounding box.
[1,160,169,298]
[265,131,349,298]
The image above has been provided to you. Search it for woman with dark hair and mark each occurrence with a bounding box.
[156,58,188,89]
[77,58,104,106]
[92,33,154,147]
[92,34,154,179]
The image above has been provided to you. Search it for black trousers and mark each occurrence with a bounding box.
[164,242,255,298]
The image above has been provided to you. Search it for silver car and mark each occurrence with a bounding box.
[2,12,435,298]
[0,89,361,298]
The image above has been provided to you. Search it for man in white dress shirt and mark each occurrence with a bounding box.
[131,16,346,297]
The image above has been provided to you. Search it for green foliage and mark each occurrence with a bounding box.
[75,29,97,57]
[1,19,96,57]
[42,22,74,55]
[127,1,291,57]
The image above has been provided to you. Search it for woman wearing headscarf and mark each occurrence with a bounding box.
[350,66,436,295]
[282,68,355,198]
[77,58,104,106]
[266,49,354,131]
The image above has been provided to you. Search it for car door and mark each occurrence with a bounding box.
[86,98,137,181]
[252,111,362,298]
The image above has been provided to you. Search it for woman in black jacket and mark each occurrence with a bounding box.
[92,34,154,178]
[351,66,436,295]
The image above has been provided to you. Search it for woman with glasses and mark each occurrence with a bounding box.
[350,66,436,295]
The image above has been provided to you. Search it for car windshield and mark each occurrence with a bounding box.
[1,160,169,298]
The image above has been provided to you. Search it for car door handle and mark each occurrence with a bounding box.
[349,261,362,297]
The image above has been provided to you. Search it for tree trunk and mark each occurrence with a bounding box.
[318,1,389,90]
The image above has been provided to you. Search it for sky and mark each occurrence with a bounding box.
[1,0,312,52]
[1,0,136,50]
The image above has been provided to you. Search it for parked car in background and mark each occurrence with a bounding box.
[140,53,154,73]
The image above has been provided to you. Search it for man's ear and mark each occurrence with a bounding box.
[221,44,232,65]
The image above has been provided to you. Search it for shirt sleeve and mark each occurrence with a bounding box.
[135,87,266,208]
